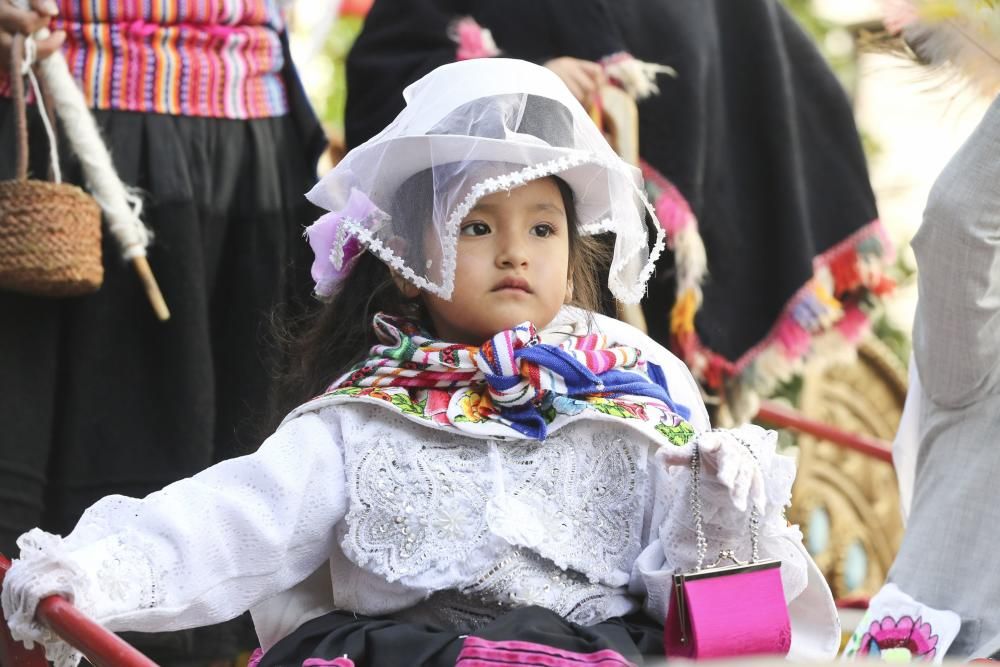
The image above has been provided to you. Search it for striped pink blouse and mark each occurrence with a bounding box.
[2,0,289,119]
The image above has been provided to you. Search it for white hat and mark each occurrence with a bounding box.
[305,58,663,303]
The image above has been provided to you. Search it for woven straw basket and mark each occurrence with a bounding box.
[0,36,102,297]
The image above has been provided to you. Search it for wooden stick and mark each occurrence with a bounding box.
[131,256,170,321]
[595,86,649,333]
[9,4,162,321]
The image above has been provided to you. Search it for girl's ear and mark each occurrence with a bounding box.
[391,270,421,299]
[565,277,574,304]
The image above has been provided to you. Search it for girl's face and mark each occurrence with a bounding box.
[423,177,571,345]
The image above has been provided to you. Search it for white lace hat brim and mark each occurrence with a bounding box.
[307,134,640,229]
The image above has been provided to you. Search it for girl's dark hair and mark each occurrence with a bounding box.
[269,176,609,424]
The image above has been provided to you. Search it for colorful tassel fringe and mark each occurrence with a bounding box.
[643,161,895,416]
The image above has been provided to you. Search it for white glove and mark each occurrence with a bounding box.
[1,529,86,667]
[657,426,769,514]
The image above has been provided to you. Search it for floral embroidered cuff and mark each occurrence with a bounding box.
[843,582,961,662]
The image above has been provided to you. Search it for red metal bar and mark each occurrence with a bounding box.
[1,555,49,667]
[756,399,894,464]
[836,596,871,610]
[0,554,157,667]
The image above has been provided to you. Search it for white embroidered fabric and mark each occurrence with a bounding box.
[339,416,647,591]
[305,58,664,303]
[0,318,831,661]
[393,547,638,632]
[656,427,769,514]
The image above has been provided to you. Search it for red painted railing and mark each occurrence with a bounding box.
[756,399,893,464]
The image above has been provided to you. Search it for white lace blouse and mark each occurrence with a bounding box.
[3,315,840,663]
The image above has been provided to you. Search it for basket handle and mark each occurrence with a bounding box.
[8,33,61,184]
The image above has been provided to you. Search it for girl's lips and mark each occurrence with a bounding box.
[492,277,532,293]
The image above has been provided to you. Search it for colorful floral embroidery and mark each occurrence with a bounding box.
[584,396,648,421]
[327,386,375,400]
[655,420,696,446]
[552,395,588,416]
[854,615,940,661]
[314,315,696,444]
[327,386,428,419]
[454,390,497,423]
[389,392,428,418]
[323,382,695,446]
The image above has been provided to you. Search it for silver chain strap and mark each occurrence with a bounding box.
[690,431,762,571]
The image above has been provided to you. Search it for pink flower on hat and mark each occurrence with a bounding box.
[305,188,382,298]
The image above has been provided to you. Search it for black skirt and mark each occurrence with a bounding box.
[256,607,667,667]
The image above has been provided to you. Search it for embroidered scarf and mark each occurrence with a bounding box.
[324,313,694,443]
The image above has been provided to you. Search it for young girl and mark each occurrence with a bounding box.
[2,58,840,666]
[346,0,892,426]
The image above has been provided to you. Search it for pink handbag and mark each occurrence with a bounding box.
[664,438,792,659]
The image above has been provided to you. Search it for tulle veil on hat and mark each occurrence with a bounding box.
[304,57,664,304]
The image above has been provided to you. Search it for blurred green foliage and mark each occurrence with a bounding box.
[317,13,365,136]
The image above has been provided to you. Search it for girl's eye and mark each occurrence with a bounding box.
[531,223,555,238]
[460,221,491,236]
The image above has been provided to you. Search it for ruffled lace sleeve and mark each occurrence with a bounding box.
[629,423,840,660]
[2,409,348,667]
